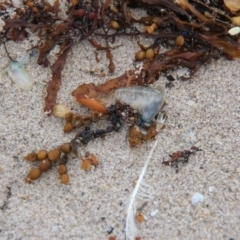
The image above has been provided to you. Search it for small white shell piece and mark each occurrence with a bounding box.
[191,192,204,204]
[53,104,71,118]
[115,86,165,122]
[228,26,240,35]
[4,61,33,90]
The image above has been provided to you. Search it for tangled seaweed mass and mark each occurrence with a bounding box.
[1,0,240,113]
[0,0,239,181]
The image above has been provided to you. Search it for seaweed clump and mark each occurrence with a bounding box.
[1,0,240,113]
[0,0,238,182]
[23,96,166,183]
[71,0,240,106]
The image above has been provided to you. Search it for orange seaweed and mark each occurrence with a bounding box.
[76,97,107,113]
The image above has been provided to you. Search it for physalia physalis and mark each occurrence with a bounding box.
[115,86,165,124]
[4,61,33,90]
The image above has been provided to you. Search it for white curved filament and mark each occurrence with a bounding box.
[125,139,158,240]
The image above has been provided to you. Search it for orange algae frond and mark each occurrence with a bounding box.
[76,97,107,113]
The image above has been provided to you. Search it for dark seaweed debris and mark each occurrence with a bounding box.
[1,0,240,112]
[72,0,240,99]
[163,146,202,173]
[23,102,134,182]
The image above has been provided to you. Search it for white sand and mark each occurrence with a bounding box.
[0,5,240,240]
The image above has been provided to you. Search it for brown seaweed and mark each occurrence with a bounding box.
[44,44,72,113]
[2,0,240,114]
[72,71,140,99]
[89,38,116,73]
[198,33,240,58]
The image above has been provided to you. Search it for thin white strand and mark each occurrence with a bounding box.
[125,139,158,240]
[140,181,152,188]
[137,187,152,197]
[137,186,153,200]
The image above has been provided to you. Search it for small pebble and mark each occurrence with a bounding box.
[228,26,240,36]
[182,130,197,145]
[191,192,204,204]
[208,186,215,192]
[150,209,159,217]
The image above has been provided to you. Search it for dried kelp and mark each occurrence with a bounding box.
[71,48,208,100]
[71,0,240,102]
[163,146,202,173]
[1,0,113,112]
[24,95,165,184]
[89,38,116,73]
[2,0,240,112]
[44,43,72,113]
[72,72,137,98]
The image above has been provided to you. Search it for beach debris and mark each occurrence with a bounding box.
[191,192,204,204]
[24,97,165,182]
[128,125,158,148]
[228,27,240,36]
[75,97,107,113]
[58,154,70,184]
[125,139,158,240]
[224,0,240,12]
[162,146,202,173]
[1,0,240,113]
[37,150,48,160]
[44,44,72,113]
[150,209,159,217]
[3,61,33,90]
[60,173,69,185]
[24,82,167,182]
[115,86,165,124]
[80,152,99,171]
[182,130,198,145]
[53,104,71,118]
[25,168,42,183]
[24,152,37,161]
[39,159,52,172]
[13,0,240,237]
[24,147,70,184]
[136,212,144,223]
[63,111,105,133]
